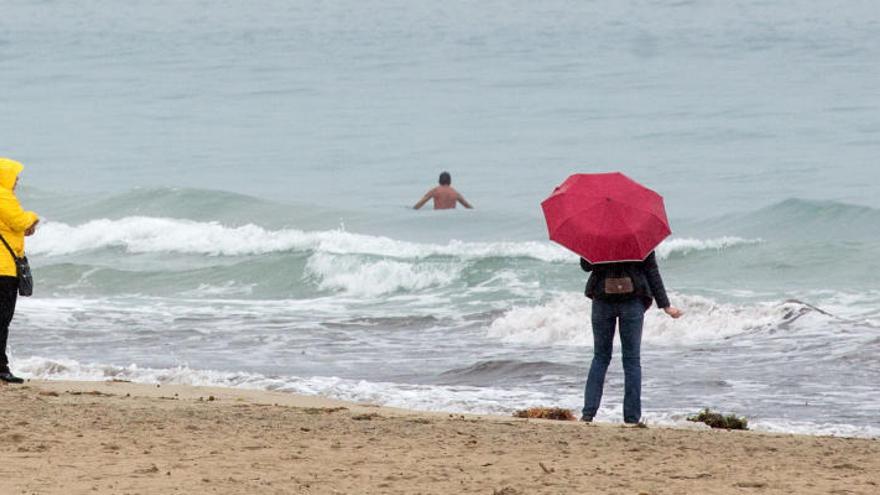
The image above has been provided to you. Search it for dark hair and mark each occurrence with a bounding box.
[439,171,451,185]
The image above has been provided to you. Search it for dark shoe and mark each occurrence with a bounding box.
[0,372,24,384]
[581,416,593,423]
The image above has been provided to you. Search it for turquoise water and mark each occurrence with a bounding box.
[5,0,879,216]
[2,0,879,436]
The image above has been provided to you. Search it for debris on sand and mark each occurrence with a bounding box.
[302,406,349,415]
[687,408,749,430]
[351,413,381,421]
[512,407,575,421]
[67,390,114,397]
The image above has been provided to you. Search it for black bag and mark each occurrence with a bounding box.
[0,234,33,297]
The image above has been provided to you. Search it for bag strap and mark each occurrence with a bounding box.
[0,233,20,262]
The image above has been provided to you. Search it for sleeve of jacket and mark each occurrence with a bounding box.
[580,257,593,272]
[643,252,670,309]
[0,189,39,232]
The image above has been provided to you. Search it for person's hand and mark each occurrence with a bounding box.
[24,219,39,237]
[664,306,684,319]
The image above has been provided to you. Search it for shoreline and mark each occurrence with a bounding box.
[2,380,878,494]
[15,365,878,439]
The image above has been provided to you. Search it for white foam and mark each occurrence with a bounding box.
[15,356,556,415]
[180,282,256,297]
[655,236,761,259]
[809,290,880,320]
[471,270,540,297]
[487,293,593,346]
[486,293,834,346]
[640,411,880,439]
[304,252,462,297]
[29,216,758,262]
[747,419,880,439]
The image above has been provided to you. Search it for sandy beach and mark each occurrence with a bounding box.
[0,380,877,494]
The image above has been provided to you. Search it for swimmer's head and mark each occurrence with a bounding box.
[439,171,451,186]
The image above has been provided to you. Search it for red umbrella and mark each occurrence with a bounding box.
[541,172,671,263]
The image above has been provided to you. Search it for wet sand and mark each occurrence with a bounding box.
[1,380,878,494]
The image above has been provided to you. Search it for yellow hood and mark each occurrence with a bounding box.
[0,158,24,191]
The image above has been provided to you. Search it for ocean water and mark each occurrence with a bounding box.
[3,0,879,437]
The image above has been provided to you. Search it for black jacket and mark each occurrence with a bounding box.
[580,251,670,309]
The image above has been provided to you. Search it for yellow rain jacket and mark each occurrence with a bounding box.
[0,158,39,277]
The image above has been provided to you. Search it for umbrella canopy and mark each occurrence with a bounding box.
[541,172,671,263]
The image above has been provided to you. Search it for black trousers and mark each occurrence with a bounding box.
[0,276,19,373]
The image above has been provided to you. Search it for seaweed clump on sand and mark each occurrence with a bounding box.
[687,408,749,430]
[513,407,575,421]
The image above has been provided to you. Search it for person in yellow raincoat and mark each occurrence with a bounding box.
[0,158,39,383]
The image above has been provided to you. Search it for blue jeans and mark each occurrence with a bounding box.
[582,298,645,423]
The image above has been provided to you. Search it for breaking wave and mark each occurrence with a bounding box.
[30,216,758,263]
[304,252,463,297]
[486,293,841,346]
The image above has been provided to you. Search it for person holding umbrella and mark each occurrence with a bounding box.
[541,172,683,424]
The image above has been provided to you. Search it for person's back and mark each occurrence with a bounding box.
[426,185,462,209]
[413,171,473,210]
